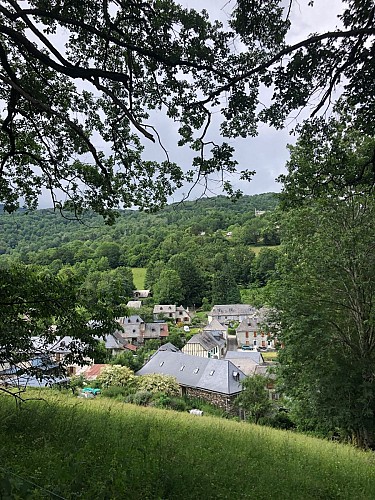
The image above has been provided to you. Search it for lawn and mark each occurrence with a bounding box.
[131,267,147,289]
[0,390,374,499]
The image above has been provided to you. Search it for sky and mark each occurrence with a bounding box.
[37,0,345,208]
[140,0,346,203]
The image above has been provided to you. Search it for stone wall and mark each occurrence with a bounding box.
[184,386,239,415]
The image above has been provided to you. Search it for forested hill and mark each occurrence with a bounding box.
[0,193,278,261]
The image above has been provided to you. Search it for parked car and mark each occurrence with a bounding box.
[241,345,254,351]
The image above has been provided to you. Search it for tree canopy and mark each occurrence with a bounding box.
[274,119,375,449]
[0,0,374,220]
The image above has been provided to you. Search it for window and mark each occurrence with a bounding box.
[245,331,249,338]
[253,331,257,337]
[180,365,185,371]
[159,361,164,366]
[209,370,215,376]
[253,340,257,346]
[193,368,199,374]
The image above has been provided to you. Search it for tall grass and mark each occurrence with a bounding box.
[0,391,374,499]
[131,268,146,290]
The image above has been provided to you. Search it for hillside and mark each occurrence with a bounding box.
[0,193,278,256]
[0,391,374,499]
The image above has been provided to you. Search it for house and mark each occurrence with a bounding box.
[182,331,226,359]
[203,318,228,339]
[126,300,142,309]
[143,322,169,341]
[235,311,274,349]
[153,305,191,324]
[116,315,145,343]
[133,290,151,299]
[208,304,257,324]
[224,351,265,376]
[136,350,246,413]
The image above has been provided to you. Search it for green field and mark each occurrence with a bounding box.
[1,391,374,499]
[131,267,146,289]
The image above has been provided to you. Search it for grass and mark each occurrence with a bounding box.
[262,351,278,361]
[131,267,146,289]
[0,390,375,499]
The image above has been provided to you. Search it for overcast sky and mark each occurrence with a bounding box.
[168,0,345,202]
[37,0,345,208]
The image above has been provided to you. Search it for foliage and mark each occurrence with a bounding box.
[275,118,375,449]
[235,375,273,424]
[153,269,184,305]
[126,390,153,407]
[0,262,118,381]
[97,365,136,389]
[1,391,375,499]
[212,264,241,305]
[0,2,373,218]
[110,351,145,372]
[136,373,180,396]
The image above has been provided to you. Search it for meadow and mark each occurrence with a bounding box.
[0,390,374,499]
[131,268,147,290]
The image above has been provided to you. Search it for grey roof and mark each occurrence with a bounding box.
[204,319,227,331]
[158,343,180,352]
[210,304,257,316]
[187,331,225,351]
[136,351,245,395]
[225,351,264,364]
[153,304,176,314]
[117,315,144,325]
[103,333,124,350]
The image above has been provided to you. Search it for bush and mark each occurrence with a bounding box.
[97,365,136,389]
[137,373,180,396]
[152,393,171,408]
[131,390,153,406]
[101,386,133,399]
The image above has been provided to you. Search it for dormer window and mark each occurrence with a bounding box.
[159,361,164,366]
[209,370,215,376]
[180,365,185,371]
[193,368,199,374]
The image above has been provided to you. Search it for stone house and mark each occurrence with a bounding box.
[116,315,145,344]
[153,305,191,324]
[136,350,246,413]
[236,312,274,349]
[208,304,257,324]
[116,316,169,344]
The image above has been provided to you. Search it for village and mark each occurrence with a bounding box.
[0,291,278,415]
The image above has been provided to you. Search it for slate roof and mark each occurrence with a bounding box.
[224,351,264,364]
[210,304,257,316]
[187,331,225,352]
[153,304,176,314]
[136,351,245,395]
[204,319,227,332]
[158,342,180,352]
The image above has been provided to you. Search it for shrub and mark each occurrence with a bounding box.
[137,373,180,396]
[131,390,153,406]
[97,365,136,389]
[152,393,171,408]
